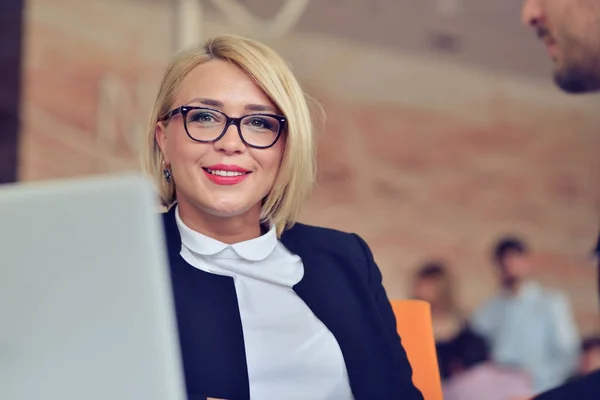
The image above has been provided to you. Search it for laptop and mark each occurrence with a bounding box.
[0,173,185,400]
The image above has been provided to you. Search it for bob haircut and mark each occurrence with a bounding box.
[141,35,318,236]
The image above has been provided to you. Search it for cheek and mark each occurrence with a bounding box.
[168,129,206,168]
[252,144,284,177]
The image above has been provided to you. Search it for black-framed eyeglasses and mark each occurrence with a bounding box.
[161,106,287,149]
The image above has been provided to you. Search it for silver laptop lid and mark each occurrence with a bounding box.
[0,173,185,400]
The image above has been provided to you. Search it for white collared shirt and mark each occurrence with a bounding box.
[471,281,579,393]
[175,207,354,400]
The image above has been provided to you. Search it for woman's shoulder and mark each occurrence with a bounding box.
[282,222,366,250]
[281,222,372,267]
[283,222,354,240]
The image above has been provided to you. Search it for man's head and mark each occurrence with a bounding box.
[493,237,531,290]
[412,262,456,313]
[522,0,600,93]
[579,336,600,375]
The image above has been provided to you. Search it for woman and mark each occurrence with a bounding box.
[411,262,476,380]
[142,35,422,400]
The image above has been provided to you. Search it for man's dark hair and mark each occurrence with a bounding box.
[416,262,447,279]
[493,236,528,265]
[581,335,600,352]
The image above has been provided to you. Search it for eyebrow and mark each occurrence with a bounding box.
[187,97,278,114]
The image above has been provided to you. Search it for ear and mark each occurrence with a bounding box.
[155,121,170,165]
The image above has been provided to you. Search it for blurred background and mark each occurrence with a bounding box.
[1,0,599,396]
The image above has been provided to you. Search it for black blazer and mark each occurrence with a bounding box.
[162,207,423,400]
[534,370,600,400]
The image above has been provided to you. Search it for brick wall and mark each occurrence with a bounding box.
[19,0,172,180]
[20,4,600,335]
[268,33,599,335]
[300,97,599,335]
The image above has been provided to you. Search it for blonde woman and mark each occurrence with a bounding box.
[142,35,422,400]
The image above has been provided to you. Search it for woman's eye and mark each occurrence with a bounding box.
[249,118,266,128]
[245,117,277,131]
[197,113,215,122]
[188,110,221,124]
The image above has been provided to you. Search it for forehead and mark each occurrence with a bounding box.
[176,59,276,108]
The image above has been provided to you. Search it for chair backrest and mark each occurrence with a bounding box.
[390,299,443,400]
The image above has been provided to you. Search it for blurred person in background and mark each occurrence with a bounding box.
[142,35,422,400]
[521,0,600,398]
[470,236,579,393]
[442,329,532,400]
[412,262,477,380]
[567,336,600,381]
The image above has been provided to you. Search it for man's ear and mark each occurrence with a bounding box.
[155,122,169,165]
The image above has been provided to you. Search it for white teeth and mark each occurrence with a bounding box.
[207,169,245,177]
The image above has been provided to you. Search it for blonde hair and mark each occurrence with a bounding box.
[141,35,318,236]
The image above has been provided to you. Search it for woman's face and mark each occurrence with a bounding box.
[413,278,442,306]
[156,60,285,222]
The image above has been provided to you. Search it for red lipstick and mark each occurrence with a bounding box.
[202,164,250,186]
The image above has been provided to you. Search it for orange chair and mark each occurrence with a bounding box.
[390,300,443,400]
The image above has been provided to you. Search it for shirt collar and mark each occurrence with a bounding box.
[175,206,278,262]
[502,280,541,301]
[520,280,541,299]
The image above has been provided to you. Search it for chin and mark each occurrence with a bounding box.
[204,198,261,219]
[554,63,600,94]
[205,205,251,218]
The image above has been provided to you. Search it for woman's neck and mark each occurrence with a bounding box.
[176,200,262,244]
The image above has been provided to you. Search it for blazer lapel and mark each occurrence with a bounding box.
[163,208,250,400]
[282,228,399,400]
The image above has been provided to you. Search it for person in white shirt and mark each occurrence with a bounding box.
[471,236,579,393]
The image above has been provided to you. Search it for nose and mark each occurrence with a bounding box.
[521,0,544,27]
[213,122,246,155]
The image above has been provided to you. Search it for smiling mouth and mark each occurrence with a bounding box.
[536,28,557,51]
[202,168,250,177]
